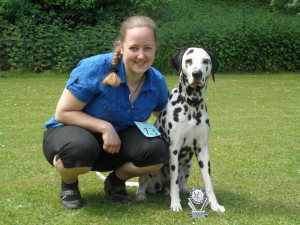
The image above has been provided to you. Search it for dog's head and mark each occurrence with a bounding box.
[170,47,219,86]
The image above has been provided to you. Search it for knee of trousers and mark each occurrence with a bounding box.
[56,133,100,168]
[133,137,169,167]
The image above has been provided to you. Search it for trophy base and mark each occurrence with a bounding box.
[189,211,209,218]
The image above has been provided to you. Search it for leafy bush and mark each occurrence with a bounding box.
[1,0,300,73]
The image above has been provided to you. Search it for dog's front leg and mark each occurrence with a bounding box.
[196,147,225,212]
[169,146,182,211]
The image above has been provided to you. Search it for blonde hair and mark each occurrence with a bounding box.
[102,16,158,86]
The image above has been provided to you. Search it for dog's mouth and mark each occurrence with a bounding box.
[190,81,205,87]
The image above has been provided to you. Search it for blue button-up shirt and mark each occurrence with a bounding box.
[44,52,169,132]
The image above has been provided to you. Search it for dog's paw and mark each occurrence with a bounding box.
[180,187,191,194]
[210,203,225,212]
[170,203,182,211]
[135,193,147,201]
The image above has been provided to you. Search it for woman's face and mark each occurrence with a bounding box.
[119,27,156,78]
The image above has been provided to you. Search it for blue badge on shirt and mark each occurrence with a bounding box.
[134,121,161,137]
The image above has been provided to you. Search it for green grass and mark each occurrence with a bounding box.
[0,73,299,224]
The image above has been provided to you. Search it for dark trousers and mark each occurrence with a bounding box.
[43,125,168,172]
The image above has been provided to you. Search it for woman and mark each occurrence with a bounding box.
[43,15,169,209]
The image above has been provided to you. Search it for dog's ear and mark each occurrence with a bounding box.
[170,48,188,76]
[204,49,219,82]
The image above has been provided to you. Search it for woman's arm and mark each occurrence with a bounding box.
[55,88,121,154]
[152,111,161,118]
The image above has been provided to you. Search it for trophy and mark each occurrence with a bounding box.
[188,187,209,218]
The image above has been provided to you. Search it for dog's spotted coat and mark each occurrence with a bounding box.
[136,48,225,212]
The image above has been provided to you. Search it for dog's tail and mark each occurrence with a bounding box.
[95,172,139,187]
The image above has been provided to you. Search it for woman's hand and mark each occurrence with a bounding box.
[101,122,121,154]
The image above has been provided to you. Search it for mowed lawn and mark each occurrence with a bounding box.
[0,73,299,224]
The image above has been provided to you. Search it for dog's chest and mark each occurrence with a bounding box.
[166,91,209,128]
[156,90,210,155]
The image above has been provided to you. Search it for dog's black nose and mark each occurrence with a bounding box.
[192,70,202,79]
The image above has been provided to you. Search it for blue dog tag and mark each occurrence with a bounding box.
[134,121,161,137]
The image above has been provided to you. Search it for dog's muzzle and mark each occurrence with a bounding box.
[192,69,205,86]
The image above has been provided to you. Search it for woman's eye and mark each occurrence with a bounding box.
[130,47,137,51]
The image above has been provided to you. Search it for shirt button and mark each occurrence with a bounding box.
[127,109,130,112]
[108,106,111,110]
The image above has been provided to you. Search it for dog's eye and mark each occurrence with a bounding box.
[203,59,209,64]
[185,59,193,67]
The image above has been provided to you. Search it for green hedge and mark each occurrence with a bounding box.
[1,0,300,73]
[153,1,300,73]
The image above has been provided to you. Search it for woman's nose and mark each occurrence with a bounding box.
[137,50,145,59]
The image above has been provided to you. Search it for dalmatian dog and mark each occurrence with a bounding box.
[135,47,225,213]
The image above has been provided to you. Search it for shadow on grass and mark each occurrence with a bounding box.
[81,188,298,219]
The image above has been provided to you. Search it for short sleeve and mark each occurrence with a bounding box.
[66,59,103,103]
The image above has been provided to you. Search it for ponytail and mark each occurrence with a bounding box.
[102,49,122,86]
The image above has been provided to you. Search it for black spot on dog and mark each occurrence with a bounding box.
[195,85,202,93]
[199,160,204,168]
[176,178,179,185]
[193,139,197,150]
[185,174,189,179]
[186,49,194,55]
[173,107,182,122]
[180,176,183,181]
[168,122,172,129]
[173,150,178,155]
[168,93,173,100]
[178,83,182,93]
[162,110,167,117]
[186,86,194,96]
[206,66,208,72]
[171,165,176,171]
[188,114,191,121]
[181,73,189,86]
[162,118,166,128]
[155,182,161,190]
[187,97,203,107]
[205,105,207,112]
[172,95,185,106]
[179,146,192,159]
[158,126,164,134]
[208,161,211,176]
[206,119,210,127]
[184,105,188,114]
[192,111,202,125]
[185,159,190,164]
